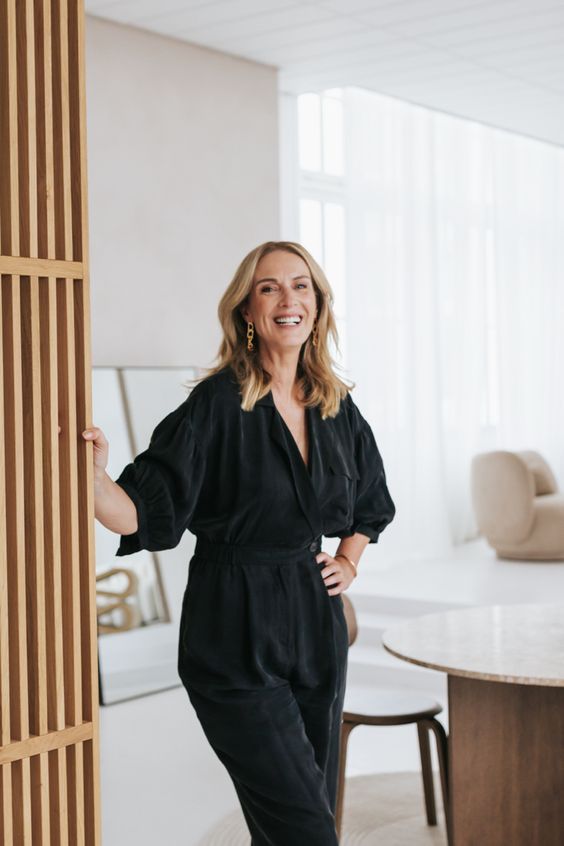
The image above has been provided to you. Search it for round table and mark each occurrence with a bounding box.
[383,603,564,846]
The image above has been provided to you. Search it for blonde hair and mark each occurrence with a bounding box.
[199,240,352,419]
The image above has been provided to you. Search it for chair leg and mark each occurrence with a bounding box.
[335,720,357,841]
[420,716,451,845]
[417,720,437,825]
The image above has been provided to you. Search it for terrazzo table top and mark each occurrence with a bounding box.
[382,603,564,687]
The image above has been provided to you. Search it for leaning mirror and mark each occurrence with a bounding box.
[93,366,200,705]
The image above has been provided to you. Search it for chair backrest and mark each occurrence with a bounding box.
[471,450,535,544]
[341,594,358,647]
[516,450,558,496]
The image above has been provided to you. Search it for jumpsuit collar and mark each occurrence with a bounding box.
[256,390,340,541]
[255,390,342,474]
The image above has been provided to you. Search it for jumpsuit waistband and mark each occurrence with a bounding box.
[194,537,322,566]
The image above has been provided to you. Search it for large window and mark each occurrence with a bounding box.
[290,85,564,553]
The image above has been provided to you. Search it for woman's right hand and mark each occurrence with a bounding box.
[81,427,109,475]
[57,424,109,474]
[58,424,136,532]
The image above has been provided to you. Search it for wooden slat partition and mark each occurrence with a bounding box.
[0,0,101,843]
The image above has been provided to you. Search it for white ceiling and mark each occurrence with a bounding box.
[85,0,564,147]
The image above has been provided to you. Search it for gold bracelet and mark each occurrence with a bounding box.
[335,553,357,578]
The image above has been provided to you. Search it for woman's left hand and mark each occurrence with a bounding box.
[315,552,355,596]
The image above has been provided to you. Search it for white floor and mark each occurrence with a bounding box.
[99,538,564,845]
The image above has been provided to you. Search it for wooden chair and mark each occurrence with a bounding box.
[336,594,450,841]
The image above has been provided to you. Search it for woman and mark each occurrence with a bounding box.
[85,241,395,845]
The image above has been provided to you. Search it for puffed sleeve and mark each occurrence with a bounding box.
[113,385,208,556]
[349,398,396,543]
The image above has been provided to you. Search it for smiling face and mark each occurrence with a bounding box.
[241,249,318,355]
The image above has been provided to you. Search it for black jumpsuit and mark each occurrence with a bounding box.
[114,366,395,845]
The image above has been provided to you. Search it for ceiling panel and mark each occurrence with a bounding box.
[240,29,393,64]
[422,23,564,52]
[139,0,297,30]
[369,4,564,39]
[283,49,464,80]
[170,6,335,42]
[314,0,412,12]
[86,0,210,17]
[451,35,564,63]
[244,36,422,69]
[206,16,364,53]
[84,0,564,146]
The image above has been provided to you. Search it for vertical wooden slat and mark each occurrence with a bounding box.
[16,0,30,258]
[3,275,32,843]
[0,277,14,846]
[52,0,73,262]
[47,745,70,844]
[74,278,94,844]
[35,0,57,261]
[25,0,38,259]
[38,0,69,833]
[6,3,32,834]
[42,273,70,846]
[58,0,73,264]
[0,5,15,838]
[58,275,84,845]
[0,762,14,846]
[51,0,62,262]
[68,0,83,263]
[36,1,64,826]
[19,0,48,837]
[0,2,11,254]
[66,740,85,846]
[22,274,50,843]
[54,0,79,718]
[13,0,37,844]
[72,0,101,838]
[48,744,69,845]
[57,0,86,837]
[6,0,20,257]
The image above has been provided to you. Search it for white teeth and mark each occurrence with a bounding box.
[274,316,302,324]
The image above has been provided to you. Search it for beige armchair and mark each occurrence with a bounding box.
[471,450,564,560]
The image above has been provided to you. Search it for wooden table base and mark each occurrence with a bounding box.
[448,675,564,845]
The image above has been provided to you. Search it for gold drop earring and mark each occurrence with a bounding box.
[312,318,318,348]
[247,321,255,351]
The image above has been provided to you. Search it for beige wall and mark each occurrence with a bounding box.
[85,16,280,368]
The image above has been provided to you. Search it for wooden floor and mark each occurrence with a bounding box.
[199,772,448,846]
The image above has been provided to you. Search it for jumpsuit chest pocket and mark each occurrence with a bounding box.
[329,455,359,481]
[324,452,359,526]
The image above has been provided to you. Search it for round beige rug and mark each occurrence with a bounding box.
[198,771,448,845]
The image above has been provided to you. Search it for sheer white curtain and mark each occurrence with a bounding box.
[342,87,564,558]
